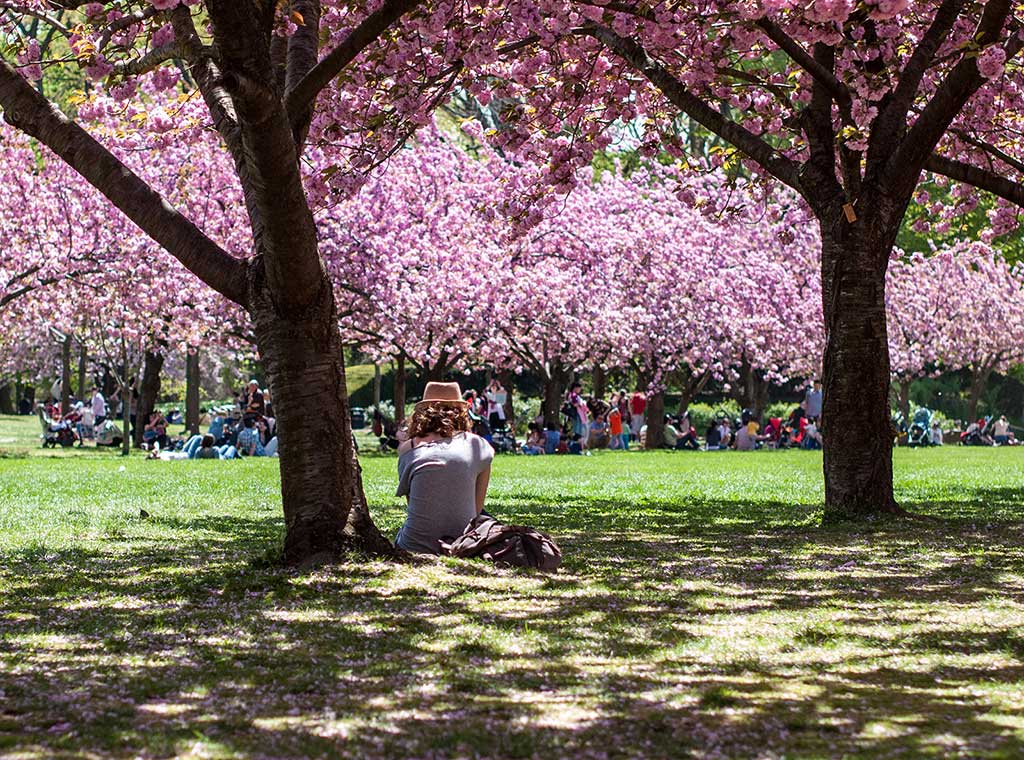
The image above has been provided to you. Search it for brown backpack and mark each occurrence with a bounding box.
[440,515,561,571]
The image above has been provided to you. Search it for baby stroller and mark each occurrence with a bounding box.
[95,419,124,448]
[489,421,518,454]
[907,408,933,447]
[37,404,77,448]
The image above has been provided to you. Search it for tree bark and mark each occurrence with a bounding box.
[896,379,912,422]
[133,351,164,448]
[394,354,407,424]
[820,218,900,521]
[498,369,516,425]
[251,277,392,565]
[592,365,607,400]
[967,364,992,422]
[77,342,87,400]
[644,391,666,450]
[186,349,201,437]
[541,362,569,428]
[0,382,12,415]
[372,363,382,408]
[60,335,72,412]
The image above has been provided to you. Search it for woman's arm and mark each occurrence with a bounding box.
[474,464,491,514]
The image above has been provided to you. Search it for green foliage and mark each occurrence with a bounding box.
[897,179,1024,263]
[685,400,741,431]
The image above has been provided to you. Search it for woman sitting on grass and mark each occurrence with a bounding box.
[395,382,493,555]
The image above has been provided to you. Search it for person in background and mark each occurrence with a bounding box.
[588,413,610,449]
[90,386,106,426]
[734,422,766,451]
[629,389,646,441]
[718,418,733,448]
[567,382,590,449]
[236,416,265,456]
[142,411,169,449]
[992,415,1011,445]
[705,420,723,450]
[608,402,627,450]
[930,420,945,446]
[208,408,227,445]
[485,379,508,430]
[185,433,238,459]
[802,419,823,450]
[676,411,700,450]
[568,434,584,455]
[662,415,682,449]
[804,380,823,421]
[544,422,561,455]
[243,379,265,418]
[522,422,545,455]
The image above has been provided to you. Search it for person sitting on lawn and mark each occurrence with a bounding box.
[236,416,265,456]
[522,422,545,455]
[395,382,493,555]
[142,411,169,449]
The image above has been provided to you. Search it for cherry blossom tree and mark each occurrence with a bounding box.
[557,2,1024,518]
[930,242,1024,420]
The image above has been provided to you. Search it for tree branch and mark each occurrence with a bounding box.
[284,0,421,128]
[0,59,248,305]
[887,0,1018,194]
[870,0,967,165]
[584,24,802,191]
[755,17,851,113]
[925,153,1024,207]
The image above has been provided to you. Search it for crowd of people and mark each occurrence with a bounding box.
[371,377,1020,455]
[33,377,281,459]
[30,373,1021,456]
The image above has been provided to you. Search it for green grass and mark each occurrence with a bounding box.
[1,413,1024,758]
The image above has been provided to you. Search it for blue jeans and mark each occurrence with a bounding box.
[185,435,238,459]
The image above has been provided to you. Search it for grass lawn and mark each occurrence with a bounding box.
[1,413,1024,758]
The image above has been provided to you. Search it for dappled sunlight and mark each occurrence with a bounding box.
[2,449,1024,756]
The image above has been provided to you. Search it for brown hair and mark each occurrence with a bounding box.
[407,402,472,440]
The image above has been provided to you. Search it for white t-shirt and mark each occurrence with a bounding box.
[993,419,1010,436]
[486,389,507,419]
[91,392,106,418]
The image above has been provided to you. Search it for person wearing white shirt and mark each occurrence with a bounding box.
[90,387,106,424]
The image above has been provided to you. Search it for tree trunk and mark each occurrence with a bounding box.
[372,363,382,408]
[676,367,712,417]
[186,349,201,437]
[750,375,769,421]
[498,369,515,425]
[734,358,767,416]
[251,279,392,565]
[77,342,87,400]
[0,382,12,415]
[60,335,72,412]
[896,379,911,422]
[592,365,607,400]
[541,362,569,428]
[644,391,666,450]
[133,351,164,448]
[966,365,992,422]
[119,340,131,457]
[820,220,900,521]
[394,354,407,424]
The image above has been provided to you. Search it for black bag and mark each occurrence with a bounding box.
[560,401,575,418]
[440,515,561,571]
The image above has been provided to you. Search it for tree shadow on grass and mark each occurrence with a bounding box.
[2,489,1024,757]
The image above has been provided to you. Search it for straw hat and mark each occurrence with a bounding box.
[415,381,468,410]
